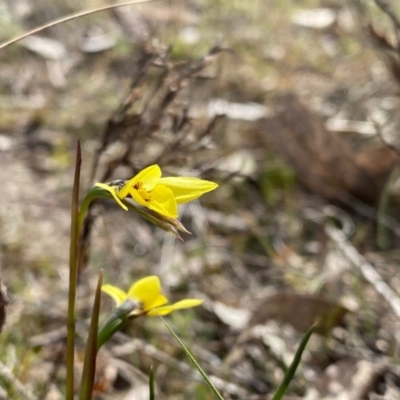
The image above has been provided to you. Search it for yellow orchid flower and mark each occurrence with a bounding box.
[95,164,218,218]
[102,276,203,317]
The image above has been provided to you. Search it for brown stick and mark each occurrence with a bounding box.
[0,0,153,50]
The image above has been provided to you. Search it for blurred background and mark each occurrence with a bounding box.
[1,0,400,398]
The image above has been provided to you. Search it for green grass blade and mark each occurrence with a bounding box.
[271,323,316,400]
[79,271,103,400]
[66,141,82,400]
[149,366,155,400]
[160,316,224,400]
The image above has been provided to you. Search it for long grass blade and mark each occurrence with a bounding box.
[79,271,103,400]
[160,316,224,400]
[66,141,82,400]
[0,0,152,50]
[271,323,316,400]
[149,366,155,400]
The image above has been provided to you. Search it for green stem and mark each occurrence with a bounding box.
[77,187,128,232]
[79,272,103,400]
[78,187,104,231]
[66,151,105,399]
[149,366,155,400]
[271,324,316,400]
[66,183,131,397]
[66,142,82,400]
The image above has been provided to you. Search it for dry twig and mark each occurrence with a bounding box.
[0,0,153,50]
[326,225,400,319]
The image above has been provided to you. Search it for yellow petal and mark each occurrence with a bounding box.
[129,187,151,209]
[148,185,178,218]
[147,299,204,316]
[119,165,162,198]
[101,284,128,306]
[158,177,218,204]
[149,294,170,309]
[128,276,168,311]
[147,305,175,316]
[169,299,204,309]
[95,183,128,211]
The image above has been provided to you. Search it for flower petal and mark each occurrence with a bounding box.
[128,276,168,311]
[158,177,218,204]
[147,299,204,316]
[119,165,162,198]
[146,305,175,316]
[95,183,128,211]
[150,294,169,309]
[128,187,152,209]
[101,284,128,306]
[148,185,178,218]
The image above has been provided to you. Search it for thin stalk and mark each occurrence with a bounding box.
[0,0,152,50]
[161,316,224,400]
[79,271,103,400]
[149,366,155,400]
[271,324,316,400]
[66,141,82,400]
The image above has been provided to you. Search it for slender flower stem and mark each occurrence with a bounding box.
[66,142,82,400]
[79,272,103,400]
[77,188,103,231]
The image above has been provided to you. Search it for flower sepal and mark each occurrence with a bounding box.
[123,201,191,241]
[97,298,139,350]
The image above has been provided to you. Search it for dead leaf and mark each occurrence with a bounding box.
[259,94,398,205]
[249,293,350,335]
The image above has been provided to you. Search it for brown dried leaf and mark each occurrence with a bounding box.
[259,94,398,205]
[249,293,350,335]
